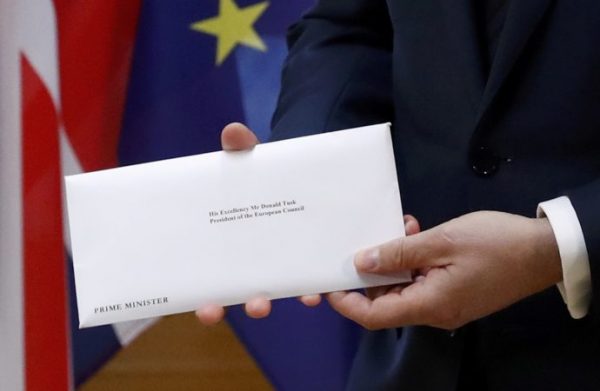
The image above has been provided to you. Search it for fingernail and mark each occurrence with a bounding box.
[355,248,379,271]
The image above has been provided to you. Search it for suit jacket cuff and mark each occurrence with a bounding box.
[537,196,591,319]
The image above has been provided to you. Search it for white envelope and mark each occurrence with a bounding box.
[66,123,407,328]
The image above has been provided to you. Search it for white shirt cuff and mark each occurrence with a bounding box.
[537,196,591,319]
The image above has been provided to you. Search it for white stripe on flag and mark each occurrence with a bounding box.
[0,0,25,389]
[60,128,82,256]
[19,0,60,106]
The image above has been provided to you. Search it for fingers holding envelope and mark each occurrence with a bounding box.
[196,122,268,325]
[365,214,421,300]
[197,123,416,325]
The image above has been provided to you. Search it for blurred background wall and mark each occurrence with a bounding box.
[80,314,272,390]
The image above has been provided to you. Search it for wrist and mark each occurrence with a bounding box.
[530,217,563,286]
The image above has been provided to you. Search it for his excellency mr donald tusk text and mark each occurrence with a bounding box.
[208,200,306,224]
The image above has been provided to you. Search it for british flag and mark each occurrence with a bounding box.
[0,1,361,390]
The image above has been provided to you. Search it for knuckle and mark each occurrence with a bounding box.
[391,238,408,269]
[437,224,458,246]
[436,225,458,253]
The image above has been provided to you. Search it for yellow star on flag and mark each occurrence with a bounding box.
[190,0,269,66]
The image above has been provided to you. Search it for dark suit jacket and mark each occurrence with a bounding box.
[270,1,600,390]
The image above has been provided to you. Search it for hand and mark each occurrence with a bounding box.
[195,122,323,325]
[327,211,563,330]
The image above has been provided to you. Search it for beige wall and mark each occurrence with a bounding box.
[79,313,272,391]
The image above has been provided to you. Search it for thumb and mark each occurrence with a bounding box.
[221,122,259,151]
[354,230,438,274]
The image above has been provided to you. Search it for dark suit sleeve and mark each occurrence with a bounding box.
[270,0,394,141]
[567,181,600,316]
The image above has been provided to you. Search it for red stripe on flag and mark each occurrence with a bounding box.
[53,0,141,171]
[21,54,69,391]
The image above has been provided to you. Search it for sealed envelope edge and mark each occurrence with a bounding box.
[65,123,407,328]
